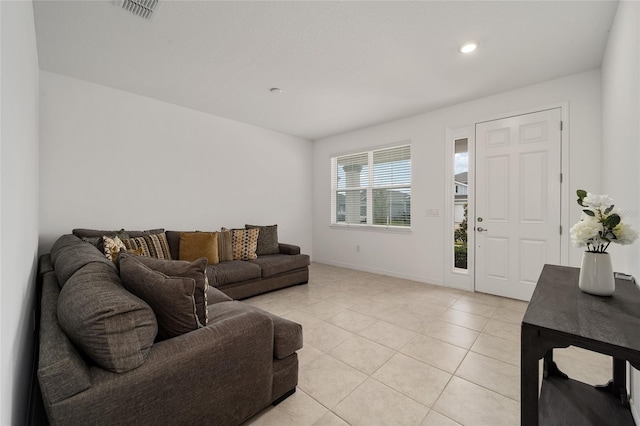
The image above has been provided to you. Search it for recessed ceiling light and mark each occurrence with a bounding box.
[270,88,283,94]
[459,41,478,54]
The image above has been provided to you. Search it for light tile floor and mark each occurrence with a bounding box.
[243,263,612,426]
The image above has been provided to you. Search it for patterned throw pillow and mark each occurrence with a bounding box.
[223,228,259,261]
[122,233,172,260]
[103,236,126,263]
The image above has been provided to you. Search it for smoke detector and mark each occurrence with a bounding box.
[121,0,158,19]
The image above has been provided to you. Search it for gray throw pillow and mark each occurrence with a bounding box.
[118,252,209,326]
[245,224,279,255]
[119,253,202,340]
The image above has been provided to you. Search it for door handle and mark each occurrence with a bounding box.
[477,227,488,232]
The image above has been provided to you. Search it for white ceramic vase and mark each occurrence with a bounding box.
[578,252,615,296]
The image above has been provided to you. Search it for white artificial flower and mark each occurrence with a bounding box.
[583,192,614,208]
[570,217,603,247]
[614,222,639,245]
[574,190,638,252]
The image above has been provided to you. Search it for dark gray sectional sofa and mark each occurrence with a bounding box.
[36,232,306,425]
[71,228,311,300]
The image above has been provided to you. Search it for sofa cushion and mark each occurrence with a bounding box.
[207,261,261,287]
[120,253,209,326]
[51,235,115,288]
[179,232,219,264]
[208,301,303,359]
[250,254,311,278]
[57,262,157,373]
[122,232,172,260]
[245,224,279,255]
[119,253,201,340]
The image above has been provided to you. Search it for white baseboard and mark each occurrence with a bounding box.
[311,258,448,288]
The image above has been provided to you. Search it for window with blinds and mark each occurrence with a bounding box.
[331,144,411,227]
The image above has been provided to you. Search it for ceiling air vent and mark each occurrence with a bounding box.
[121,0,158,19]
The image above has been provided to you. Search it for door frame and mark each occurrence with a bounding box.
[444,102,570,293]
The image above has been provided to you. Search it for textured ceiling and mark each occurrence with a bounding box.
[33,1,618,140]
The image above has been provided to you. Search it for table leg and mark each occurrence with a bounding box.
[521,327,540,426]
[596,358,629,407]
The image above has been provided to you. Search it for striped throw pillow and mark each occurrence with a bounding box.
[122,233,172,260]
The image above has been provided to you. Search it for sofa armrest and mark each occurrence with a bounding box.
[49,311,275,426]
[278,243,301,255]
[38,274,92,405]
[38,254,54,280]
[206,285,234,304]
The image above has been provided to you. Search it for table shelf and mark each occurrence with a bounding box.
[539,376,634,426]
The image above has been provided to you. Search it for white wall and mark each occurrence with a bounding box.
[313,70,602,286]
[0,1,40,424]
[39,71,313,256]
[600,0,640,421]
[601,0,640,278]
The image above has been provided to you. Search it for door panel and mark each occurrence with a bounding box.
[475,108,561,301]
[486,156,509,221]
[519,239,546,284]
[486,237,509,279]
[520,151,547,222]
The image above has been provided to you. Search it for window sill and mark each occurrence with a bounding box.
[329,224,412,234]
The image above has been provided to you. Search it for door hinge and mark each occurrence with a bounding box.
[560,173,563,183]
[560,225,563,235]
[560,121,563,131]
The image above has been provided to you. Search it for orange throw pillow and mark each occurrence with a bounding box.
[179,232,219,264]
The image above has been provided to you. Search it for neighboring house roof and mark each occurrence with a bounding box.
[454,172,468,184]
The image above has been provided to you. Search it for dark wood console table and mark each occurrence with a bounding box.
[521,264,640,425]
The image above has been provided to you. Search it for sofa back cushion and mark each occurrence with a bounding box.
[57,261,157,373]
[72,228,165,239]
[51,234,115,288]
[72,228,164,253]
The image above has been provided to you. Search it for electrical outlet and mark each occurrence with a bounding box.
[425,209,440,217]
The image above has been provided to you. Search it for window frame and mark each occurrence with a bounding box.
[331,143,412,230]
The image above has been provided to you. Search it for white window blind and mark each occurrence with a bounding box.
[331,145,411,227]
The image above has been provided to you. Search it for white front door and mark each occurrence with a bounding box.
[475,108,562,301]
